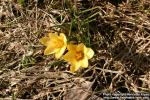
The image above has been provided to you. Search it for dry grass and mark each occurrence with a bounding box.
[0,0,150,99]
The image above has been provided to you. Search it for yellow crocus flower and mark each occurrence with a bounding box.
[39,33,67,59]
[63,43,94,72]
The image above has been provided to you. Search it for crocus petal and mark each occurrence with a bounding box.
[44,46,59,55]
[70,66,76,73]
[59,33,67,44]
[86,48,94,59]
[77,43,85,52]
[70,61,81,72]
[39,36,50,46]
[50,38,61,48]
[63,51,75,62]
[55,46,66,59]
[80,57,88,68]
[48,33,58,39]
[67,44,77,51]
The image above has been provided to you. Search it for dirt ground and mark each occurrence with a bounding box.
[0,0,150,100]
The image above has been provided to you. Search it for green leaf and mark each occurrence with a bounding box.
[17,0,25,6]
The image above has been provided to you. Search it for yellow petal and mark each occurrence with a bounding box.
[48,33,58,39]
[55,46,66,59]
[77,43,88,55]
[86,48,94,59]
[67,44,77,51]
[77,43,85,51]
[80,57,88,68]
[70,66,76,73]
[70,61,81,72]
[39,36,50,46]
[44,46,59,55]
[50,38,61,48]
[59,33,67,44]
[63,51,75,62]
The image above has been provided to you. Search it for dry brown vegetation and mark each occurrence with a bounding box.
[0,0,150,99]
